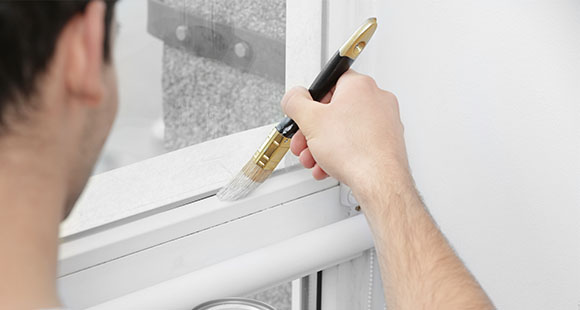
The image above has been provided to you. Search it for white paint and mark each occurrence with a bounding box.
[86,215,373,309]
[326,1,580,309]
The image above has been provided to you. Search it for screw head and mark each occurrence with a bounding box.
[176,25,188,41]
[234,41,250,58]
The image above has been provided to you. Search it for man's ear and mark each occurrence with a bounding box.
[63,0,106,105]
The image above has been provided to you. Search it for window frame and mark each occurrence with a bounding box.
[60,0,328,240]
[58,0,377,308]
[59,167,376,308]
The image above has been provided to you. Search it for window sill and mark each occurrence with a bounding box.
[58,166,369,308]
[60,123,299,239]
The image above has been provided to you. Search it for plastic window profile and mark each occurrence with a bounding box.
[56,1,358,309]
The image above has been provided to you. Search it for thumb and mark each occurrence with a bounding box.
[280,86,323,129]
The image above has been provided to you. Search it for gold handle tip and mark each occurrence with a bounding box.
[339,17,378,60]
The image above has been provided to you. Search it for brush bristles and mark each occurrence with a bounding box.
[216,160,274,201]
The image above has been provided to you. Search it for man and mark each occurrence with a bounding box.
[0,1,117,308]
[0,0,493,309]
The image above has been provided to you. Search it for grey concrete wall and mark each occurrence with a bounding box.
[161,0,286,151]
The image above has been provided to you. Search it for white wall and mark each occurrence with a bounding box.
[326,1,580,309]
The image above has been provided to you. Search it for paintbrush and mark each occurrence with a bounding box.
[217,17,378,201]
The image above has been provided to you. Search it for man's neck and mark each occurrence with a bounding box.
[0,139,67,308]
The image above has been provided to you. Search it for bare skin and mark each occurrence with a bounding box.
[0,1,118,308]
[281,71,495,309]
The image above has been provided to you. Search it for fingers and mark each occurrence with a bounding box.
[291,135,328,180]
[281,88,328,181]
[280,86,323,127]
[336,69,364,88]
[335,69,378,97]
[312,164,328,180]
[297,146,328,180]
[299,148,316,169]
[290,130,307,156]
[320,86,335,104]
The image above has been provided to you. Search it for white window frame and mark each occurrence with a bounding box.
[58,1,377,309]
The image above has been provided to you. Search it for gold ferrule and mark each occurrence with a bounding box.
[252,128,292,171]
[338,17,378,60]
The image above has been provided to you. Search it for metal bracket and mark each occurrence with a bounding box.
[147,0,285,84]
[340,183,361,216]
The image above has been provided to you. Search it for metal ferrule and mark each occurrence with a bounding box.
[252,128,292,171]
[338,17,378,60]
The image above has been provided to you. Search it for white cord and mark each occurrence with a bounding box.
[367,249,374,310]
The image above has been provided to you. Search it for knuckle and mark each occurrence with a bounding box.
[289,85,305,96]
[379,89,398,105]
[281,86,304,108]
[295,86,310,98]
[382,90,398,102]
[354,74,378,88]
[280,91,296,113]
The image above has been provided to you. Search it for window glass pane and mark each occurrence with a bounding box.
[95,0,286,173]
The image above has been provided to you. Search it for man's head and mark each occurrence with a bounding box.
[0,0,118,217]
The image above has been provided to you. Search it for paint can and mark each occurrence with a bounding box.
[193,298,276,310]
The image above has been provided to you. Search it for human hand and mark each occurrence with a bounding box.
[281,70,411,197]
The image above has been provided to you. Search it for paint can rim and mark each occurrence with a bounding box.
[193,297,276,310]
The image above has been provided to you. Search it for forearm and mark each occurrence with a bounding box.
[356,169,494,310]
[279,72,493,308]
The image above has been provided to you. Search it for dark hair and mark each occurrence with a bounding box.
[0,0,117,127]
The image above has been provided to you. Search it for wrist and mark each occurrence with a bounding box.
[349,162,415,210]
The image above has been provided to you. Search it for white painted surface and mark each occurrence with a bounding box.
[291,279,302,310]
[59,169,337,277]
[326,1,580,309]
[286,0,324,90]
[86,215,373,309]
[60,178,346,308]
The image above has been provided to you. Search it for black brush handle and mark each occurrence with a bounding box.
[276,51,355,138]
